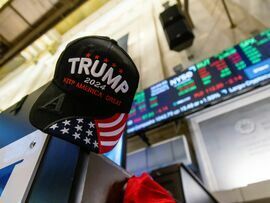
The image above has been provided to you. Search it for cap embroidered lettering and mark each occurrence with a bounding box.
[40,93,65,114]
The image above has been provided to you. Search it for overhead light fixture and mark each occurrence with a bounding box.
[0,0,9,9]
[20,50,32,61]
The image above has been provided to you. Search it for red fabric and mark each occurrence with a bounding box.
[123,173,176,203]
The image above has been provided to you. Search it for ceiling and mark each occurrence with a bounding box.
[0,0,59,42]
[0,0,87,66]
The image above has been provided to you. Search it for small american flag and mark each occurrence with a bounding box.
[45,113,128,153]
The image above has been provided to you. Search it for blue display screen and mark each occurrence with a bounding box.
[0,160,23,196]
[104,136,123,166]
[126,29,270,135]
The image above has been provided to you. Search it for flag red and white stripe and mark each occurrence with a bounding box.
[95,113,128,153]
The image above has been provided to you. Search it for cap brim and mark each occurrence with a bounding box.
[30,82,118,130]
[30,82,127,153]
[43,113,128,153]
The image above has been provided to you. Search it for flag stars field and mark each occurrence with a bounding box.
[84,137,91,144]
[77,118,84,123]
[88,122,95,128]
[50,123,58,130]
[93,140,98,148]
[61,127,69,134]
[62,120,71,126]
[72,132,80,140]
[75,125,82,131]
[86,129,93,136]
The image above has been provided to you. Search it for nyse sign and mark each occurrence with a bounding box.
[0,131,48,203]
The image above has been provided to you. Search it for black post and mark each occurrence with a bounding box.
[139,133,151,146]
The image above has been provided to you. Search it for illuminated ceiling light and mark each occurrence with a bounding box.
[41,34,53,45]
[0,0,9,9]
[33,40,46,51]
[46,30,61,42]
[20,50,32,61]
[27,46,38,57]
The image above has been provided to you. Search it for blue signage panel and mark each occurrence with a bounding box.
[0,85,80,202]
[0,160,23,196]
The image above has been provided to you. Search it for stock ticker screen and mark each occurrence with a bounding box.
[126,29,270,135]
